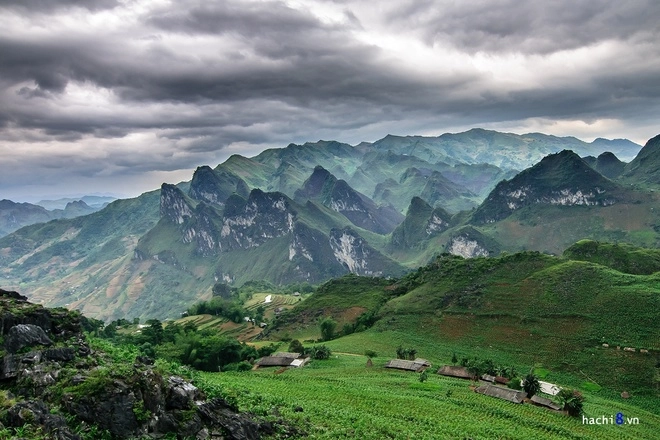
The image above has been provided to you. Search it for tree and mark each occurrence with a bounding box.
[522,372,541,397]
[319,317,337,341]
[288,339,304,354]
[557,388,584,416]
[451,352,458,365]
[467,359,483,381]
[418,370,428,383]
[141,319,164,345]
[212,282,234,298]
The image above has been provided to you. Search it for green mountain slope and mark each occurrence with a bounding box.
[0,191,161,316]
[270,248,660,395]
[623,134,660,188]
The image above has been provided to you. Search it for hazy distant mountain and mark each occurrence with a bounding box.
[0,199,100,237]
[36,195,116,210]
[0,129,652,321]
[0,200,53,237]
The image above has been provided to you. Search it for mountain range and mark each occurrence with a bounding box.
[0,198,113,237]
[1,128,658,321]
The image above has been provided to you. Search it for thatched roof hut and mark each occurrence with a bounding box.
[384,359,431,372]
[530,395,562,411]
[475,384,527,404]
[481,374,496,383]
[437,365,473,380]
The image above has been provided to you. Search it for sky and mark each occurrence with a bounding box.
[1,0,659,202]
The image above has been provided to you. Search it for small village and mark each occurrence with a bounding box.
[254,349,574,414]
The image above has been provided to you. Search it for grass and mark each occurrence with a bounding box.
[201,353,660,439]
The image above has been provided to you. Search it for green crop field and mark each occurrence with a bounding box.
[201,354,660,439]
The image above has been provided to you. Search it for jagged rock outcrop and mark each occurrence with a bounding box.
[328,227,402,276]
[160,183,195,225]
[0,289,297,439]
[220,189,296,251]
[4,324,53,354]
[444,227,499,258]
[182,202,223,256]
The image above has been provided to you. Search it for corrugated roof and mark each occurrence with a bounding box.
[384,359,428,372]
[256,356,294,367]
[413,358,431,367]
[475,384,527,404]
[273,352,301,359]
[530,395,562,411]
[437,365,473,379]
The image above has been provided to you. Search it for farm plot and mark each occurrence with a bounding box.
[202,354,660,439]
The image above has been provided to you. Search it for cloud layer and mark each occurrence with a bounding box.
[1,0,659,200]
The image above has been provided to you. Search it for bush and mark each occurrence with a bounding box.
[364,350,378,358]
[307,345,331,360]
[507,377,523,390]
[222,361,253,372]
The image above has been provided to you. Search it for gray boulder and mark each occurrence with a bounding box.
[4,324,52,353]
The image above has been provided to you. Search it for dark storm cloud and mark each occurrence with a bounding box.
[1,0,119,13]
[148,0,327,37]
[0,0,659,200]
[386,0,660,54]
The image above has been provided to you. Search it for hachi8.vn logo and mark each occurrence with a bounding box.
[582,412,639,425]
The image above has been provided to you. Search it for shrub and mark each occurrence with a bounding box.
[507,377,523,390]
[308,345,331,360]
[364,350,378,358]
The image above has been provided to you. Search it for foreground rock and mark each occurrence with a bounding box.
[0,288,300,439]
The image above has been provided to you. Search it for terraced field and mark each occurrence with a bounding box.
[202,354,659,439]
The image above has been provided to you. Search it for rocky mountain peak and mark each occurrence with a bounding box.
[189,165,249,206]
[160,183,194,225]
[472,150,619,224]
